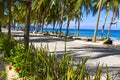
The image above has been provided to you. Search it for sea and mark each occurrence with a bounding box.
[44,28,120,40]
[11,26,120,40]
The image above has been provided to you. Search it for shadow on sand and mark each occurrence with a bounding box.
[12,31,120,79]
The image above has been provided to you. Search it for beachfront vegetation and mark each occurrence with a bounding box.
[0,0,120,79]
[0,0,120,47]
[0,33,117,80]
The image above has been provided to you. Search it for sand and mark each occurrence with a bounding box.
[1,28,120,80]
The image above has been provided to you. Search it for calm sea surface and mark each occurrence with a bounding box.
[12,26,120,40]
[38,28,120,40]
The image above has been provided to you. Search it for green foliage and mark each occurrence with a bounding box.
[0,32,18,57]
[2,43,113,80]
[0,32,116,80]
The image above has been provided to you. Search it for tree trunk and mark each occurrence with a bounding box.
[64,17,70,52]
[35,22,38,31]
[66,18,70,37]
[106,11,114,39]
[8,0,12,39]
[100,14,108,38]
[92,0,103,42]
[52,20,55,33]
[39,22,41,31]
[46,24,48,31]
[0,21,1,32]
[77,19,81,36]
[74,19,77,36]
[36,11,39,31]
[41,15,44,32]
[60,1,64,33]
[24,1,31,49]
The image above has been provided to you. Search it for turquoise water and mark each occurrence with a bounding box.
[36,28,120,40]
[12,26,120,40]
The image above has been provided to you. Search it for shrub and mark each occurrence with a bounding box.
[0,33,115,80]
[4,44,114,80]
[0,32,18,57]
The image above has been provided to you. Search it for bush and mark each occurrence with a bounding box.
[0,33,115,80]
[0,32,18,57]
[4,44,114,80]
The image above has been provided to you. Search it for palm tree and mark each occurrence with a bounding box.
[65,0,81,37]
[22,0,31,49]
[0,1,4,32]
[100,14,108,38]
[92,0,103,42]
[74,0,92,37]
[6,0,13,39]
[106,0,119,39]
[100,0,116,39]
[48,1,59,33]
[100,1,110,39]
[59,0,64,33]
[32,0,54,32]
[12,1,26,29]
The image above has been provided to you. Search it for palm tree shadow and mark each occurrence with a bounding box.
[55,52,120,79]
[87,65,120,79]
[12,33,75,43]
[68,45,120,59]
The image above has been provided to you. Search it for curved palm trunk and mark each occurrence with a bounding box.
[60,19,63,33]
[24,2,31,49]
[41,15,44,32]
[100,14,108,38]
[77,19,80,36]
[66,18,70,37]
[46,24,48,31]
[106,11,114,39]
[92,0,103,42]
[65,18,70,52]
[8,1,12,39]
[52,20,55,33]
[60,2,64,33]
[74,20,77,36]
[36,11,39,31]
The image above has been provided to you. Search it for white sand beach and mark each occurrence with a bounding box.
[2,28,120,80]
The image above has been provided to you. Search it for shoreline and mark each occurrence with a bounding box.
[10,27,120,40]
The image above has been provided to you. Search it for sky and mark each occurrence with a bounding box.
[47,10,120,30]
[68,10,120,30]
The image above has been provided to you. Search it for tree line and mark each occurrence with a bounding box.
[0,0,120,48]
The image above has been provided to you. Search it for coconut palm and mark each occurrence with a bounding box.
[21,0,31,49]
[47,1,59,33]
[100,0,116,39]
[106,0,119,39]
[59,0,64,33]
[100,14,108,38]
[12,1,26,28]
[5,0,13,39]
[73,11,82,37]
[92,0,103,42]
[65,0,82,37]
[100,1,110,38]
[32,0,55,32]
[73,0,92,37]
